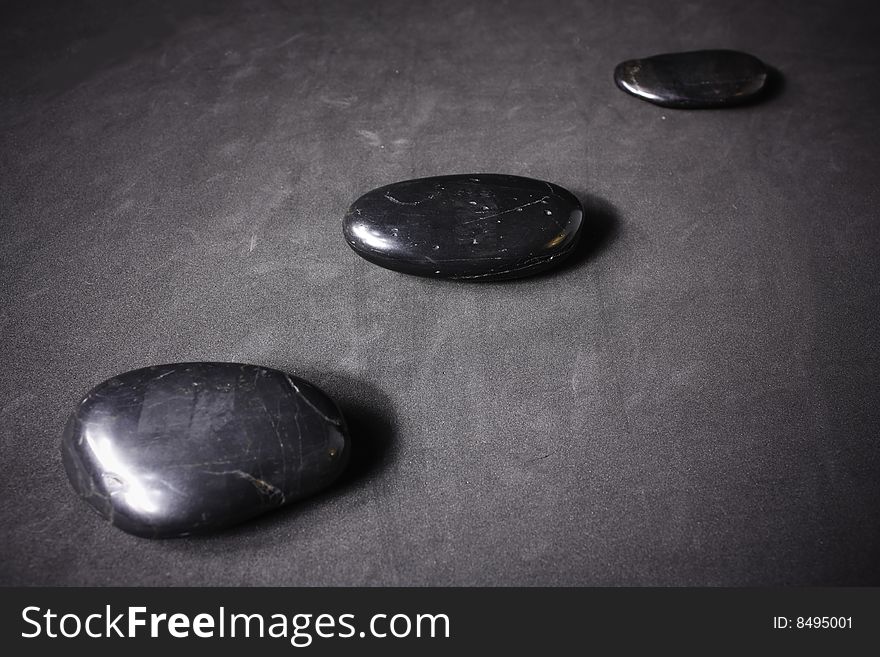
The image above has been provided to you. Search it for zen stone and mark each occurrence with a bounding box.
[614,49,769,109]
[61,362,350,538]
[343,174,583,280]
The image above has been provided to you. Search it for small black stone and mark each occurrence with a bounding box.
[61,363,350,538]
[614,49,769,109]
[343,174,584,280]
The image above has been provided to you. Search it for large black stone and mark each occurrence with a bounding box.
[614,49,769,109]
[61,362,350,538]
[343,174,584,280]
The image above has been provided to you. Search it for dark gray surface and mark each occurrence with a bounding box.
[2,0,879,586]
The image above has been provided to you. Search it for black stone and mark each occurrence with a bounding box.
[614,49,768,109]
[343,174,584,280]
[61,362,350,538]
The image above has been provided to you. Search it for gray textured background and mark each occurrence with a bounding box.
[2,0,879,585]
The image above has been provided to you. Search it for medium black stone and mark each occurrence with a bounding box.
[61,362,350,538]
[614,49,769,109]
[343,174,584,280]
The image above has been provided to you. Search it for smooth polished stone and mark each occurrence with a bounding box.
[614,49,768,108]
[61,362,349,538]
[343,174,584,280]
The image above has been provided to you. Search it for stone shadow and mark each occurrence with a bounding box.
[159,372,396,544]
